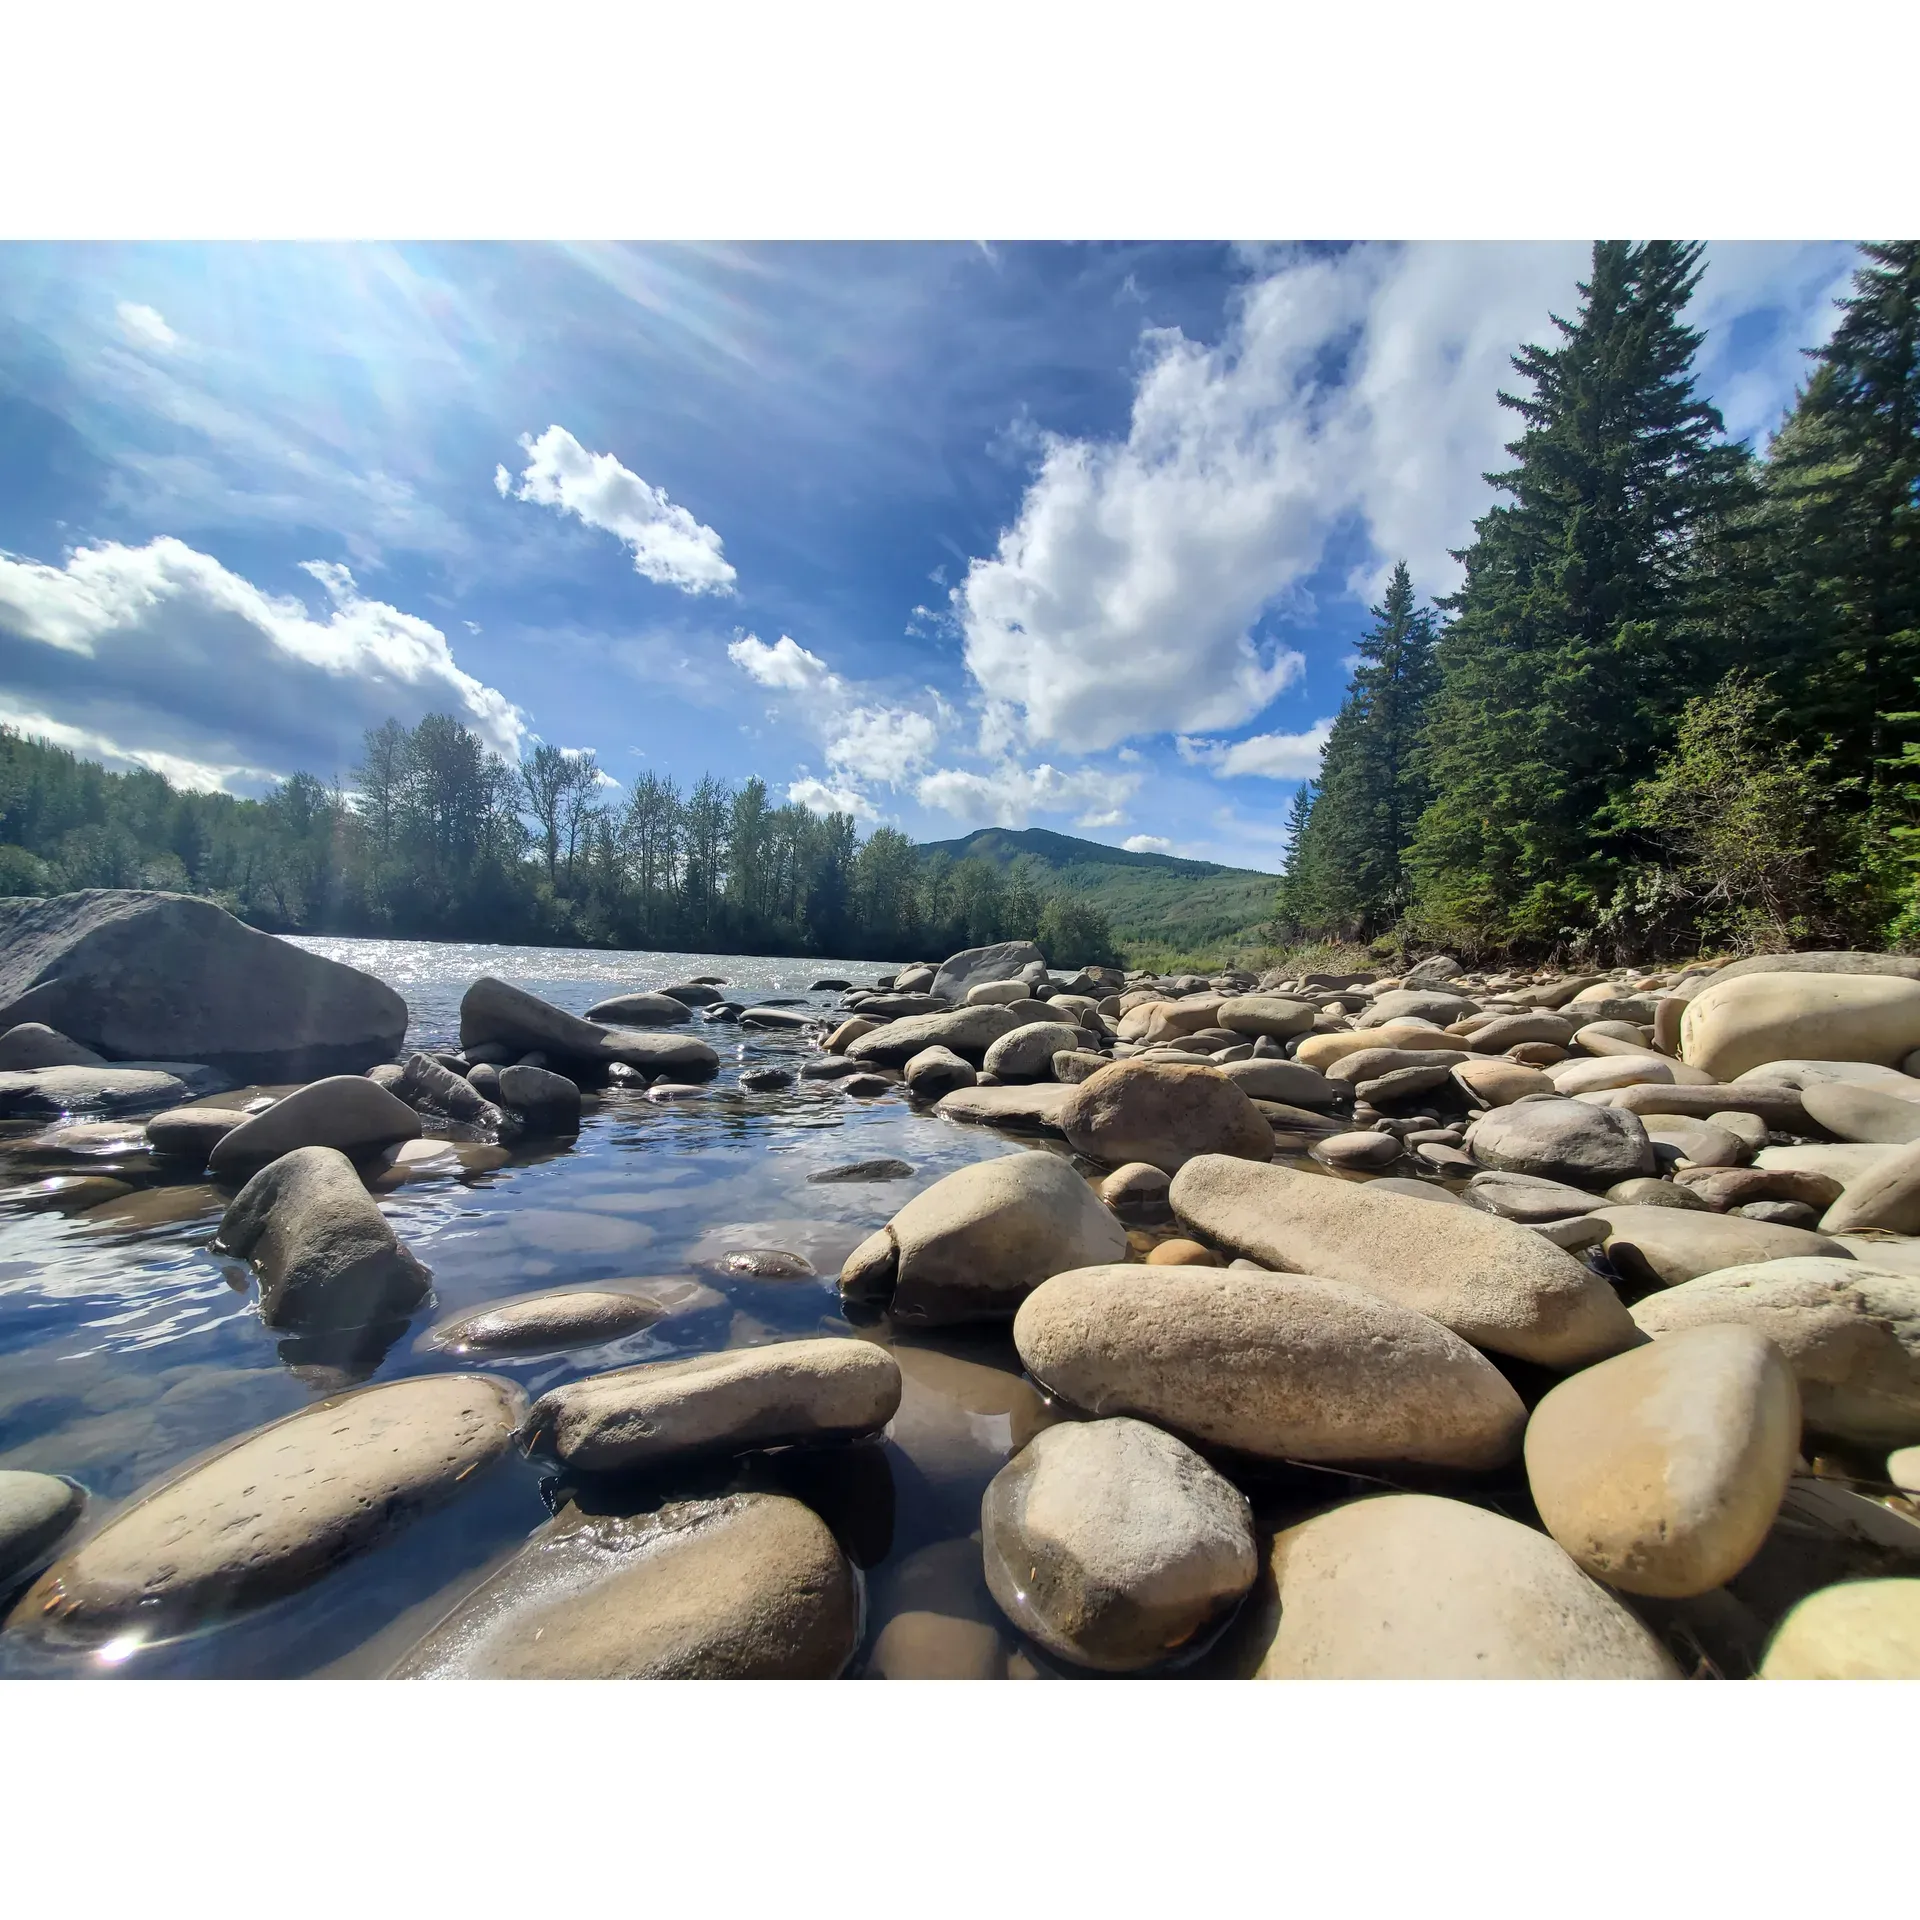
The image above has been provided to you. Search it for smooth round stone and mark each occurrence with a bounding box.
[1683,973,1920,1084]
[1145,1237,1219,1266]
[800,1055,868,1081]
[1642,1118,1748,1168]
[1737,1201,1820,1228]
[207,1074,421,1173]
[1589,1206,1849,1289]
[1820,1140,1920,1235]
[982,1021,1082,1082]
[1549,1055,1677,1096]
[1214,1057,1343,1107]
[1215,995,1318,1040]
[1013,1266,1526,1469]
[390,1493,860,1679]
[1312,1130,1402,1170]
[840,1073,894,1098]
[1759,1579,1920,1678]
[1453,1059,1556,1107]
[1709,1110,1771,1151]
[1467,1098,1654,1190]
[518,1337,901,1473]
[902,1045,977,1098]
[1416,1142,1477,1171]
[1468,1013,1576,1052]
[824,1016,884,1053]
[1524,1324,1800,1597]
[1676,1166,1843,1213]
[143,1105,250,1163]
[708,1248,815,1279]
[1100,1161,1173,1218]
[584,991,693,1025]
[1631,1257,1920,1447]
[1,1173,135,1211]
[981,1417,1257,1673]
[1604,1176,1713,1211]
[14,1120,152,1162]
[0,1023,109,1070]
[1535,1214,1610,1252]
[865,1536,1015,1680]
[8,1374,524,1647]
[1758,1143,1899,1182]
[1888,1446,1920,1493]
[0,1471,85,1583]
[1058,1059,1272,1174]
[646,1082,708,1103]
[1801,1082,1920,1146]
[739,1067,794,1092]
[1239,1494,1679,1679]
[421,1285,703,1355]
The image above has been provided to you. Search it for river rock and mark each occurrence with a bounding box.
[0,889,406,1079]
[1295,1023,1451,1070]
[1214,1057,1344,1107]
[933,1082,1074,1132]
[1058,1059,1272,1174]
[394,1051,504,1127]
[1642,1116,1748,1167]
[1215,995,1318,1040]
[1605,1176,1713,1210]
[1675,1166,1844,1213]
[498,1063,581,1135]
[1759,1578,1920,1678]
[1452,1058,1556,1108]
[844,1005,1026,1067]
[1051,1049,1111,1083]
[965,980,1032,1007]
[1590,1207,1850,1289]
[865,1535,1015,1679]
[658,981,725,1007]
[854,993,949,1020]
[980,1417,1256,1673]
[1800,1081,1920,1146]
[1818,1142,1920,1234]
[1013,1266,1526,1467]
[212,1144,431,1327]
[1714,951,1920,985]
[1167,1155,1637,1368]
[423,1283,718,1354]
[3,1172,135,1211]
[1548,1055,1680,1096]
[1524,1324,1800,1597]
[207,1074,422,1174]
[839,1150,1125,1325]
[739,1067,794,1092]
[389,1492,859,1679]
[1464,1170,1602,1224]
[1312,1130,1403,1170]
[982,1021,1082,1082]
[1399,954,1462,989]
[460,976,718,1079]
[583,991,690,1024]
[518,1337,901,1472]
[932,940,1046,1005]
[1737,1057,1920,1095]
[1682,972,1920,1084]
[806,1157,915,1183]
[1759,1144,1900,1183]
[0,1470,85,1583]
[1356,989,1479,1029]
[7,1374,522,1646]
[1468,1013,1576,1052]
[1466,1098,1653,1191]
[1239,1494,1680,1679]
[0,1023,110,1070]
[902,1046,976,1099]
[0,1065,194,1117]
[1631,1258,1920,1446]
[1327,1046,1468,1086]
[1100,1161,1173,1218]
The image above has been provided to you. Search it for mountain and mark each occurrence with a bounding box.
[916,826,1280,952]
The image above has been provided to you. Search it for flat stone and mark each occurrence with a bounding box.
[1,1173,135,1211]
[839,1149,1125,1326]
[981,1417,1256,1673]
[1757,1143,1900,1183]
[1013,1265,1526,1468]
[1604,1176,1713,1210]
[806,1158,915,1183]
[1548,1055,1681,1096]
[584,991,693,1024]
[0,1470,86,1583]
[7,1374,523,1646]
[1632,1257,1920,1447]
[1800,1081,1920,1146]
[0,1023,110,1070]
[1524,1324,1799,1597]
[1467,1098,1654,1190]
[845,1005,1028,1068]
[1312,1130,1403,1170]
[1167,1154,1638,1368]
[208,1075,423,1173]
[11,1120,152,1163]
[1641,1117,1748,1168]
[1736,1058,1920,1095]
[1675,1166,1845,1213]
[145,1105,250,1163]
[519,1337,901,1473]
[801,1055,869,1082]
[1058,1059,1272,1174]
[933,1082,1074,1133]
[1327,1046,1469,1086]
[1452,1058,1557,1107]
[1759,1578,1920,1678]
[421,1282,719,1355]
[1464,1170,1602,1223]
[1356,990,1480,1029]
[1236,1494,1679,1679]
[1683,972,1920,1084]
[0,1066,192,1117]
[1589,1206,1850,1289]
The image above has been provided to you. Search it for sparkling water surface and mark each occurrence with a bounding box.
[0,937,1055,1678]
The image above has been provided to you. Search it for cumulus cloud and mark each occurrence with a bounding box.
[1122,833,1173,854]
[788,776,880,821]
[913,760,1140,830]
[1177,720,1334,779]
[729,633,833,691]
[116,301,179,351]
[500,425,736,595]
[0,536,525,792]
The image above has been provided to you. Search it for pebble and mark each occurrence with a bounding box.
[981,1417,1257,1672]
[707,1248,816,1279]
[145,1105,250,1163]
[902,1045,978,1098]
[1144,1237,1219,1266]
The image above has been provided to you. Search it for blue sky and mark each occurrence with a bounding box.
[0,239,1863,872]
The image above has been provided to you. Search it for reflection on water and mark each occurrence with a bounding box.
[0,936,1064,1678]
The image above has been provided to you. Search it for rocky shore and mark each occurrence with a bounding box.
[3,891,1919,1678]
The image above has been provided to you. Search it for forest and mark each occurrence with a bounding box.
[0,716,1120,966]
[1277,240,1920,964]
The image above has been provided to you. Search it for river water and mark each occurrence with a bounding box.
[0,936,1084,1679]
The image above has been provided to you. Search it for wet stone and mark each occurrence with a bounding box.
[706,1248,817,1279]
[806,1158,915,1183]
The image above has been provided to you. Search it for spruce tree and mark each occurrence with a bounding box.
[1408,240,1751,949]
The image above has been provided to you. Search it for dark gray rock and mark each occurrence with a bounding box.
[846,1005,1028,1067]
[396,1050,505,1128]
[739,1067,794,1091]
[932,939,1047,1005]
[0,1023,110,1070]
[0,889,405,1078]
[460,976,718,1079]
[583,991,692,1024]
[498,1063,581,1135]
[807,1158,915,1183]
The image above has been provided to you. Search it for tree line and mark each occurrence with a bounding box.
[1277,239,1920,963]
[0,717,1119,966]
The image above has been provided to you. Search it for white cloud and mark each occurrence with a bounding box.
[115,301,179,351]
[0,536,525,790]
[0,699,271,794]
[914,760,1140,830]
[500,425,736,595]
[826,705,940,786]
[729,633,834,692]
[1122,833,1173,854]
[1178,720,1334,780]
[788,776,879,821]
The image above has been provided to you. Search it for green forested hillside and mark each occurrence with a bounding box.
[917,826,1278,950]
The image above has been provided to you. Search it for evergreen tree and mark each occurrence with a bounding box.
[1408,240,1752,949]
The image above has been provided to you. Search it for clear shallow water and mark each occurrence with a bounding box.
[0,936,1077,1679]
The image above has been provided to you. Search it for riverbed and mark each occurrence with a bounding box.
[0,937,1072,1678]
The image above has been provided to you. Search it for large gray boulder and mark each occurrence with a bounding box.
[207,1074,422,1174]
[1168,1155,1637,1368]
[0,1023,109,1070]
[844,1004,1028,1067]
[0,1065,193,1117]
[0,890,405,1078]
[932,940,1046,1005]
[839,1150,1125,1325]
[212,1143,431,1328]
[460,976,718,1078]
[7,1374,523,1647]
[981,1417,1257,1673]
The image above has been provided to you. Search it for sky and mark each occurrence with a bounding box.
[0,239,1864,873]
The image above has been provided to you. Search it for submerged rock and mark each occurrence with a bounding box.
[422,1281,719,1355]
[389,1492,859,1679]
[981,1417,1256,1673]
[1168,1155,1637,1368]
[212,1144,431,1328]
[0,1470,86,1584]
[7,1374,523,1646]
[1236,1494,1679,1679]
[0,1065,193,1117]
[460,975,718,1078]
[865,1535,1017,1680]
[1013,1265,1526,1468]
[806,1157,915,1183]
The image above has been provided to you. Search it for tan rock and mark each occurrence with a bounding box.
[865,1535,1015,1680]
[1214,995,1318,1040]
[1682,972,1920,1084]
[1523,1324,1800,1597]
[1059,1059,1272,1174]
[1759,1578,1920,1679]
[1294,1022,1453,1071]
[1168,1154,1636,1368]
[1012,1265,1526,1468]
[1452,1058,1555,1107]
[825,1015,884,1053]
[1144,1237,1219,1266]
[1589,1206,1849,1288]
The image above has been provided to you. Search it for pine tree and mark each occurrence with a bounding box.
[1272,780,1321,931]
[1408,240,1752,949]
